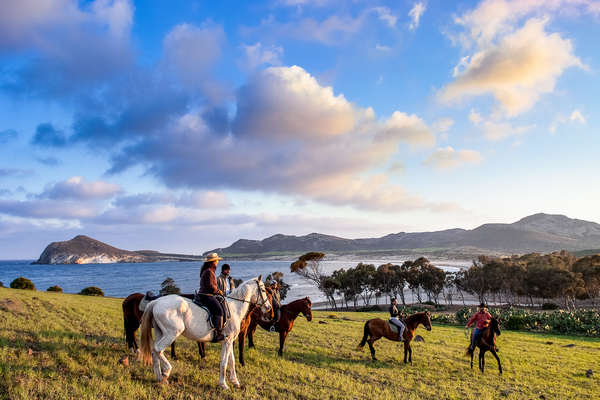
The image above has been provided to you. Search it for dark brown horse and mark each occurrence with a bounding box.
[122,292,205,359]
[358,311,432,363]
[238,296,312,365]
[467,317,502,374]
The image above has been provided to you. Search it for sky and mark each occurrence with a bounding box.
[1,0,599,258]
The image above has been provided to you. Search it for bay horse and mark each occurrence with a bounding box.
[122,292,205,359]
[140,277,271,389]
[467,317,502,374]
[358,311,432,363]
[239,296,312,365]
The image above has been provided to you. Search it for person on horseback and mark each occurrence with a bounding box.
[195,252,226,342]
[265,279,281,332]
[217,263,235,295]
[466,302,492,352]
[389,298,406,341]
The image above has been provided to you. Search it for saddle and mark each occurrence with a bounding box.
[139,291,160,312]
[388,319,405,341]
[192,293,231,328]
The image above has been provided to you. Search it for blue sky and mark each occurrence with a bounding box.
[1,0,599,258]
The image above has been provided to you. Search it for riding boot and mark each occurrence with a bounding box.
[211,315,224,343]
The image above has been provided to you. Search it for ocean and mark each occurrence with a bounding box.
[0,258,469,303]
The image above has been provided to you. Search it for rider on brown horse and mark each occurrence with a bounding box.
[389,298,406,341]
[466,302,492,353]
[195,252,226,342]
[265,279,281,332]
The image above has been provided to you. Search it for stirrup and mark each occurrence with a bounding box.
[269,325,277,333]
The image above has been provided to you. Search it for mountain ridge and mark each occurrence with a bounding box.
[206,213,600,256]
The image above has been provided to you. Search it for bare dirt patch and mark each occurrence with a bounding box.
[0,298,26,314]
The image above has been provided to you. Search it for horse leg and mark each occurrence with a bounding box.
[408,343,413,364]
[226,342,240,388]
[367,336,379,361]
[278,331,288,357]
[247,320,257,348]
[219,342,230,390]
[490,348,502,375]
[479,350,486,373]
[238,330,246,366]
[470,350,474,369]
[198,342,206,359]
[170,341,176,360]
[154,332,177,384]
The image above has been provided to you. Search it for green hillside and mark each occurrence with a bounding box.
[0,287,598,399]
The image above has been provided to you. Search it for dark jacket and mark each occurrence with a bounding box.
[200,266,221,295]
[389,304,399,318]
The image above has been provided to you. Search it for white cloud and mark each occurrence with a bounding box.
[40,176,121,200]
[424,146,483,170]
[469,109,483,125]
[409,2,427,30]
[241,42,283,70]
[375,44,392,52]
[570,109,586,124]
[433,117,454,132]
[372,7,398,27]
[441,17,584,116]
[376,111,436,148]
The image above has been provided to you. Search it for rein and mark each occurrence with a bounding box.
[225,280,269,307]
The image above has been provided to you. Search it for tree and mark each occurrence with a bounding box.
[160,277,181,295]
[10,277,35,290]
[266,271,291,301]
[291,252,333,306]
[79,286,104,296]
[47,285,63,292]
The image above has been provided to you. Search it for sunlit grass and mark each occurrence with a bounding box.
[0,287,598,399]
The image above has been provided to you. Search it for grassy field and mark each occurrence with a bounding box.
[0,287,598,400]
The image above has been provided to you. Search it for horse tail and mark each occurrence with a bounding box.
[139,301,156,366]
[358,320,371,349]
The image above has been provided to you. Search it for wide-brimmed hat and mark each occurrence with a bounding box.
[205,252,223,262]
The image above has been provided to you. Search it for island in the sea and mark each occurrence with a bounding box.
[32,235,204,264]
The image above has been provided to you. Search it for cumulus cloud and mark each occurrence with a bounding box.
[0,199,98,219]
[433,117,454,133]
[441,17,584,116]
[0,0,135,97]
[241,42,283,70]
[101,65,439,212]
[570,109,586,124]
[424,146,483,170]
[469,109,534,140]
[408,2,427,30]
[39,176,121,200]
[373,7,398,27]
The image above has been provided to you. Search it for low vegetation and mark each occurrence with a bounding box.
[9,277,36,290]
[78,286,104,296]
[0,287,598,399]
[46,286,63,293]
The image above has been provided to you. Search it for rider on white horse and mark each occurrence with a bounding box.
[195,253,226,342]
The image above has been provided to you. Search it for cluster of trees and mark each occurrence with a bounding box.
[454,252,600,309]
[291,251,600,310]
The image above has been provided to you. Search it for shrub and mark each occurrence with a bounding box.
[0,281,4,287]
[79,286,104,296]
[10,277,36,290]
[47,285,63,292]
[542,302,559,310]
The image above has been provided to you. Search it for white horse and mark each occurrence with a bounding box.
[140,276,271,389]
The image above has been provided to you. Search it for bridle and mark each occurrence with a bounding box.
[225,280,270,308]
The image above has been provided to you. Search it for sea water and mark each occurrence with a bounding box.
[0,259,468,302]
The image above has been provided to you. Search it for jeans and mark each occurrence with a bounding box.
[471,328,482,348]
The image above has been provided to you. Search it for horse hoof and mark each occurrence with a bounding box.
[160,377,169,385]
[219,383,230,390]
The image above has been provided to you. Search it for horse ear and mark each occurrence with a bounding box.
[257,274,262,282]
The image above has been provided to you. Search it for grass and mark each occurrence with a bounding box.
[0,287,598,399]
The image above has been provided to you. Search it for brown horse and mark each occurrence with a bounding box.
[467,317,502,374]
[238,296,312,365]
[122,292,205,359]
[358,311,432,363]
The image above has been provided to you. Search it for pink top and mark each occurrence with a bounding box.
[466,311,492,330]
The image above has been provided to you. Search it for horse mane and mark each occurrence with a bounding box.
[405,311,428,323]
[227,277,258,300]
[282,297,310,309]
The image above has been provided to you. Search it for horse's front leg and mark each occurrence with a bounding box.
[219,343,230,390]
[238,330,246,366]
[403,341,409,363]
[408,343,412,364]
[198,342,205,359]
[247,320,257,348]
[490,348,502,374]
[227,342,240,388]
[470,350,474,369]
[479,351,486,373]
[170,341,176,359]
[278,331,288,356]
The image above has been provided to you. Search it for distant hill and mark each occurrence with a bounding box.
[33,235,203,265]
[207,213,600,257]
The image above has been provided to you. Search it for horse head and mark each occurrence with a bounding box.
[490,317,501,336]
[253,275,272,317]
[302,297,313,321]
[422,311,432,331]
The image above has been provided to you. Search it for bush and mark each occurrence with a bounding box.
[542,302,559,310]
[79,286,104,296]
[10,277,36,290]
[47,285,63,292]
[0,281,4,287]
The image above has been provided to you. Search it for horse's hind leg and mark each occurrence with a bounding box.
[470,351,474,369]
[170,342,177,360]
[198,342,206,359]
[226,342,240,388]
[490,348,502,374]
[278,331,288,356]
[367,337,379,361]
[479,351,486,373]
[153,331,177,383]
